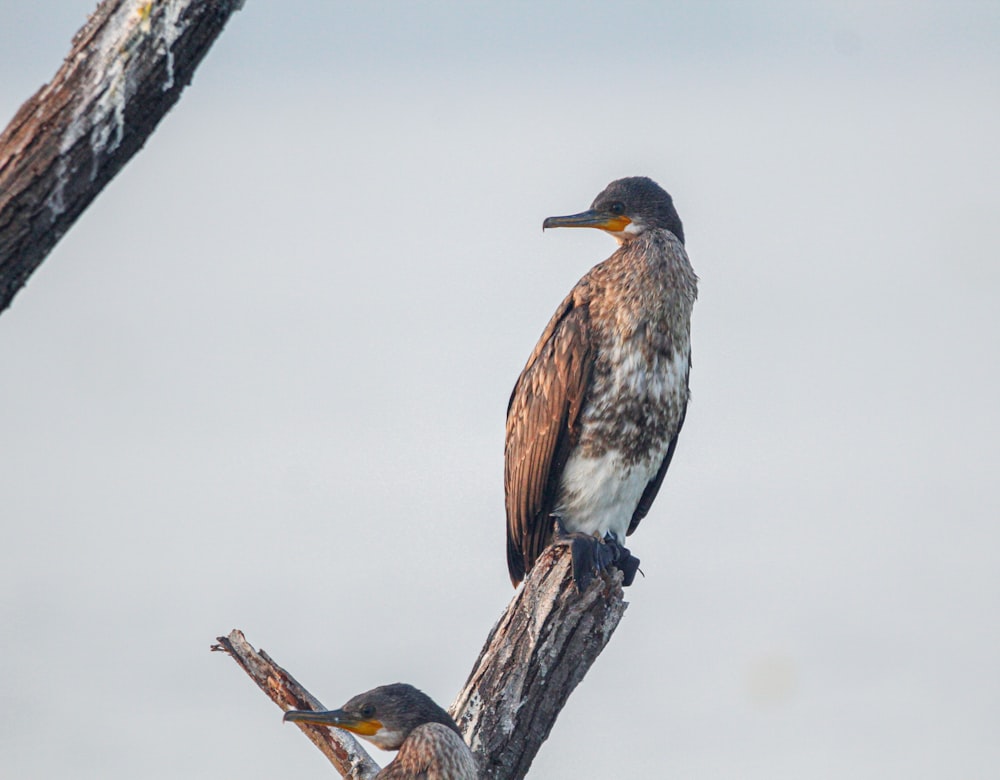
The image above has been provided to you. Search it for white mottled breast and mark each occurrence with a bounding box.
[556,341,689,541]
[608,327,690,404]
[556,447,663,541]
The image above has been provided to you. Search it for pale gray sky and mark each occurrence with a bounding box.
[1,2,999,778]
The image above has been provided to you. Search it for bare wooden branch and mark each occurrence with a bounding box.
[215,544,627,779]
[211,629,382,780]
[0,0,245,315]
[450,544,627,780]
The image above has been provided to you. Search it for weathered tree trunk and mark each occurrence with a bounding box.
[0,0,245,315]
[450,545,627,779]
[215,544,627,779]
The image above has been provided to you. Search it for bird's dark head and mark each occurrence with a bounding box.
[543,175,684,245]
[283,683,460,751]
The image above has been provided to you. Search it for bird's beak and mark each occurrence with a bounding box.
[283,708,382,736]
[542,209,631,233]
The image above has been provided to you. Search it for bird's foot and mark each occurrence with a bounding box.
[553,519,640,592]
[603,532,641,587]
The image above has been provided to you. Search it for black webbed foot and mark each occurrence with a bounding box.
[553,518,608,591]
[553,519,639,592]
[604,534,641,587]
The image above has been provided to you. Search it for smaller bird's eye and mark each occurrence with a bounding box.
[608,202,625,215]
[360,704,376,718]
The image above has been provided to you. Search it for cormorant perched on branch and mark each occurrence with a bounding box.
[284,683,477,779]
[505,176,697,591]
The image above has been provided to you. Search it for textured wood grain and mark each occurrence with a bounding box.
[451,543,627,779]
[0,0,244,314]
[212,630,382,780]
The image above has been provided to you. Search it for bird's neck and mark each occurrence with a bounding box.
[587,230,696,337]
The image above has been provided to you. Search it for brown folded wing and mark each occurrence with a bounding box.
[505,293,593,585]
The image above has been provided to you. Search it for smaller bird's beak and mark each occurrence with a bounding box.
[283,708,382,736]
[542,209,631,233]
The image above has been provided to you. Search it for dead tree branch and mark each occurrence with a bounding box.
[0,0,244,315]
[215,544,627,780]
[211,630,382,780]
[450,545,627,779]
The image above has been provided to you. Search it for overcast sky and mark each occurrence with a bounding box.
[1,2,999,778]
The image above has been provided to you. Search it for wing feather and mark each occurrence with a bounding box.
[505,293,592,585]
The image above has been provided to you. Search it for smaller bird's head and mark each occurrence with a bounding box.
[543,175,684,245]
[283,683,460,751]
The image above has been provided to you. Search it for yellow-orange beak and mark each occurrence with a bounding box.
[283,708,382,736]
[542,209,631,232]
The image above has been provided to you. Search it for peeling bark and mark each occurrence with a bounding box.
[450,544,627,779]
[212,630,382,780]
[0,0,244,315]
[216,544,627,779]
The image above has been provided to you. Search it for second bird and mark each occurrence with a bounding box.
[283,683,477,780]
[505,176,698,591]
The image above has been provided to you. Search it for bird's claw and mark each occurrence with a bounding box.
[602,531,641,587]
[552,518,641,591]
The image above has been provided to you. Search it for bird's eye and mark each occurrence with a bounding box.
[360,704,376,718]
[608,202,625,215]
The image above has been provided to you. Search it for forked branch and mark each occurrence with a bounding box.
[215,544,627,779]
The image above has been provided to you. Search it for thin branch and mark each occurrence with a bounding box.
[215,544,627,779]
[0,0,245,315]
[211,630,382,780]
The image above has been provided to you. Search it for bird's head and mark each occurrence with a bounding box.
[543,175,684,245]
[283,683,460,751]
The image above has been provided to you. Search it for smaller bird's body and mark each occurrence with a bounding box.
[505,176,697,590]
[380,722,476,780]
[284,683,477,780]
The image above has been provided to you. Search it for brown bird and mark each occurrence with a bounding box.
[505,176,697,590]
[283,683,477,779]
